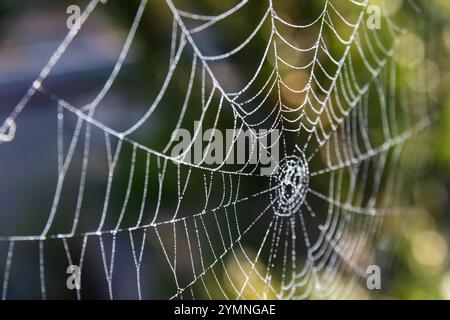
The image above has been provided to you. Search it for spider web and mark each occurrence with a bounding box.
[0,0,430,299]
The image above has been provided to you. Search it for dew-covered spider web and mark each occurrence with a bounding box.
[0,0,431,299]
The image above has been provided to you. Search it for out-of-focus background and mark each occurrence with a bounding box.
[0,0,450,299]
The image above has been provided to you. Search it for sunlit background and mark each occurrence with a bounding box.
[1,0,450,299]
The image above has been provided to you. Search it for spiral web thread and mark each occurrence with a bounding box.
[0,0,430,299]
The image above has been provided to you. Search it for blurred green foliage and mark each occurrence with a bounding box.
[0,0,449,299]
